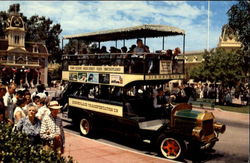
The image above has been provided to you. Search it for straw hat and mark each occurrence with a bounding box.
[48,101,62,110]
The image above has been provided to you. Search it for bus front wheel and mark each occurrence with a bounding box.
[157,134,186,160]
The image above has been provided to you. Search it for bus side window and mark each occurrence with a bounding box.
[98,85,110,100]
[88,85,99,99]
[73,85,87,98]
[110,86,122,101]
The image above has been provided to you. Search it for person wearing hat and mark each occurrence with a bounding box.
[35,93,50,120]
[152,88,172,118]
[40,101,64,155]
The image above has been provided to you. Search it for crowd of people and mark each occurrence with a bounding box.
[169,82,250,106]
[0,83,65,155]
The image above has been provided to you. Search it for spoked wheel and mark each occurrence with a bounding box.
[158,134,186,160]
[79,117,92,137]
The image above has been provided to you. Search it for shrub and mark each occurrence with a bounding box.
[0,123,73,162]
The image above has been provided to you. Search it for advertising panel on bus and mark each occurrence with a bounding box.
[69,97,123,117]
[69,65,124,73]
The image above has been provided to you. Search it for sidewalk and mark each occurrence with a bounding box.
[63,131,176,163]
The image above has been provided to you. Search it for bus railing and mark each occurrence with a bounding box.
[62,53,184,75]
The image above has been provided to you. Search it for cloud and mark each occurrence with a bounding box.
[0,1,229,51]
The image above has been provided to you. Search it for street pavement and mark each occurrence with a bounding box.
[63,131,177,163]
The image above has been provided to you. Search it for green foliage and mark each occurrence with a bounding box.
[217,105,249,114]
[0,124,73,163]
[227,1,250,54]
[189,48,245,87]
[25,15,63,63]
[49,64,63,80]
[63,39,90,54]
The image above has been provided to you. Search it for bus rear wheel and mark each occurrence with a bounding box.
[79,117,93,137]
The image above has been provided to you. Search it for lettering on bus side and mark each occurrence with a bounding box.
[68,65,124,73]
[145,74,184,80]
[69,98,123,117]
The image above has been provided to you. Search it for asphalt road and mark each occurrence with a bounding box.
[208,118,249,163]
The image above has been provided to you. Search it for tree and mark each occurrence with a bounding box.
[227,1,250,53]
[63,39,91,54]
[227,1,250,77]
[189,48,244,87]
[0,4,63,63]
[25,15,63,63]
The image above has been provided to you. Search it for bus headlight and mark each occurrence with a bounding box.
[213,122,226,134]
[192,127,203,139]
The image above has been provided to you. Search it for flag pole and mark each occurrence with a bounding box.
[207,0,210,51]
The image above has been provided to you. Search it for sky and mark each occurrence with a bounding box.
[0,1,237,52]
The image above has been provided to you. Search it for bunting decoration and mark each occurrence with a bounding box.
[12,67,17,73]
[24,68,30,73]
[2,67,6,72]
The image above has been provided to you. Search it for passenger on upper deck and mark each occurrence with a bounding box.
[110,46,121,53]
[173,47,181,58]
[161,49,173,60]
[145,45,150,53]
[81,48,88,54]
[100,46,108,53]
[133,39,149,53]
[121,46,127,53]
[128,45,136,53]
[172,47,181,73]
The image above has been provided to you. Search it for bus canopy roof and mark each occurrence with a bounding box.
[63,24,185,42]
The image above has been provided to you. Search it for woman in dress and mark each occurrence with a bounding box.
[16,104,41,145]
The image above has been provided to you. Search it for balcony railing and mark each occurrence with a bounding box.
[0,59,39,66]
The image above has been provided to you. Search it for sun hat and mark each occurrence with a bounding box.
[47,101,62,110]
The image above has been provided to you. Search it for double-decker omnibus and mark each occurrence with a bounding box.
[61,24,225,160]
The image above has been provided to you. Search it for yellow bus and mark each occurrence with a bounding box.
[61,24,225,160]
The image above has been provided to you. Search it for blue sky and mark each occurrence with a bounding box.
[0,1,237,52]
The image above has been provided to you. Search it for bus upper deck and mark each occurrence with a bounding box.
[62,24,186,86]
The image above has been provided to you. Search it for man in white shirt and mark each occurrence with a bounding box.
[3,83,16,120]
